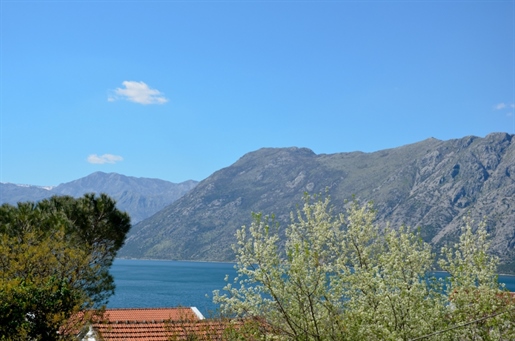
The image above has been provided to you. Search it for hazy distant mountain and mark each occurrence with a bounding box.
[119,133,515,273]
[0,172,198,223]
[0,183,56,204]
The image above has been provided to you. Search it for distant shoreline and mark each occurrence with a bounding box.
[115,257,236,265]
[432,270,515,278]
[115,259,515,276]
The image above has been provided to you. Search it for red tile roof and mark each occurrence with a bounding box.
[101,307,203,323]
[93,321,174,341]
[76,308,269,340]
[96,320,242,341]
[91,307,205,341]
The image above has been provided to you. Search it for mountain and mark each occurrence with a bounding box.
[0,183,56,204]
[118,133,515,272]
[0,172,198,224]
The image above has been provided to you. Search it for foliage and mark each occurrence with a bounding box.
[166,317,265,341]
[0,194,130,340]
[438,219,515,340]
[214,195,515,340]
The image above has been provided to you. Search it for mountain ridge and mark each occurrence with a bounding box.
[118,133,515,272]
[0,172,198,224]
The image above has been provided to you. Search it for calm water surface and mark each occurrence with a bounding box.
[108,259,236,315]
[109,259,515,317]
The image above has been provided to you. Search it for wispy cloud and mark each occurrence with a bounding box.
[108,81,168,105]
[87,154,124,164]
[494,103,515,110]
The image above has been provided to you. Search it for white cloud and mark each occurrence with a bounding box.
[493,103,515,111]
[87,154,124,164]
[108,81,168,105]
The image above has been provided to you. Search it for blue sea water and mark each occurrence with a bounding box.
[108,259,236,316]
[108,259,515,317]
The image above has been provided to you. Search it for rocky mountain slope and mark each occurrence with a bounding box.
[119,133,515,272]
[0,172,198,223]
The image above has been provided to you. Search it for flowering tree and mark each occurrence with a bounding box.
[438,219,515,340]
[214,195,515,340]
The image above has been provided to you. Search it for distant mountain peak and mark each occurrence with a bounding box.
[0,173,198,224]
[119,133,515,273]
[0,182,55,191]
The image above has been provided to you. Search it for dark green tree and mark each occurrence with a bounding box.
[0,194,131,340]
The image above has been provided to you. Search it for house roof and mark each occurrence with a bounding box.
[94,320,244,341]
[92,321,175,341]
[101,307,204,322]
[89,307,206,341]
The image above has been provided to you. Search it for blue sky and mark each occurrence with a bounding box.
[1,0,514,186]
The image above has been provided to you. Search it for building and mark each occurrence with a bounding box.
[79,307,205,341]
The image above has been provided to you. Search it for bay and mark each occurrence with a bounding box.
[108,259,236,316]
[108,259,515,317]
